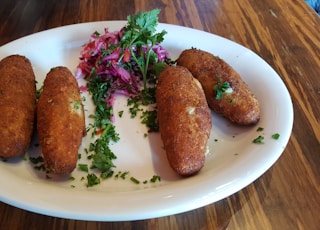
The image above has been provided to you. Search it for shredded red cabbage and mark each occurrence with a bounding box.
[76,27,170,108]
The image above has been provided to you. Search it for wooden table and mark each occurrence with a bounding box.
[0,0,319,229]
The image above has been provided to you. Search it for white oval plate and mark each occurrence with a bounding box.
[0,22,293,221]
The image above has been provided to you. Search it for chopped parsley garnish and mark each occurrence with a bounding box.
[80,76,119,187]
[272,133,280,140]
[89,139,117,172]
[114,171,129,179]
[86,76,115,135]
[120,171,129,179]
[127,87,159,131]
[87,173,100,187]
[213,76,232,100]
[29,156,44,164]
[252,135,264,144]
[85,75,120,178]
[252,132,280,145]
[101,170,114,179]
[73,100,81,110]
[130,177,140,184]
[256,127,264,132]
[141,110,159,131]
[150,175,161,183]
[36,85,43,99]
[78,164,89,173]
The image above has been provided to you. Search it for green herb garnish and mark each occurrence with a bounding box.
[141,110,159,131]
[120,8,167,89]
[36,85,43,99]
[29,156,43,164]
[253,135,264,144]
[86,76,115,135]
[213,76,232,100]
[78,164,89,173]
[130,177,140,184]
[272,133,280,140]
[120,171,129,179]
[101,170,114,179]
[127,87,159,131]
[256,127,264,132]
[86,76,119,173]
[87,173,100,187]
[73,100,82,110]
[150,175,161,183]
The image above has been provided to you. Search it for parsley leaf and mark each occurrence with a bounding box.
[253,135,264,144]
[213,76,232,100]
[120,8,167,89]
[256,127,264,132]
[78,164,89,173]
[272,133,280,140]
[87,173,100,187]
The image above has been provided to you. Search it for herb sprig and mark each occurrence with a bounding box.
[120,9,167,89]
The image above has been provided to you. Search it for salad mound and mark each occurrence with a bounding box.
[76,9,170,110]
[76,9,172,186]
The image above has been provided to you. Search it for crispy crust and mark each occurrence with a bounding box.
[0,55,36,158]
[156,66,212,176]
[177,48,260,125]
[37,66,85,174]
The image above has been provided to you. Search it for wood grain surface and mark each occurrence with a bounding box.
[0,0,319,229]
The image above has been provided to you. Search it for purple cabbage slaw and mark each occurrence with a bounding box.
[76,27,170,108]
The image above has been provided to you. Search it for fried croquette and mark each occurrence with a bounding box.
[156,65,212,176]
[177,48,260,125]
[37,66,85,174]
[0,55,36,158]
